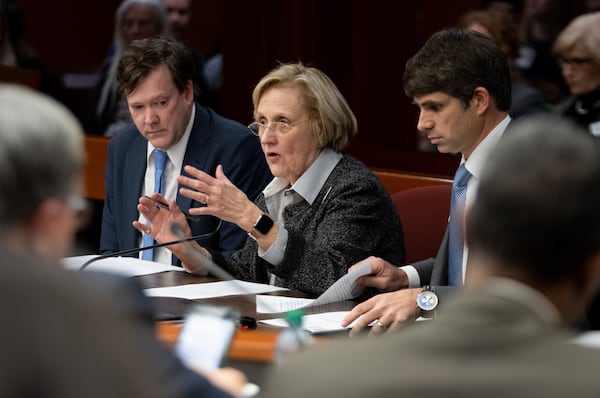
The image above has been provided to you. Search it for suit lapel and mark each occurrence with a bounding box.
[123,136,148,249]
[177,105,211,212]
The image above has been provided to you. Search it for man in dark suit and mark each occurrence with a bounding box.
[261,115,600,398]
[344,29,513,333]
[100,37,271,265]
[0,84,245,397]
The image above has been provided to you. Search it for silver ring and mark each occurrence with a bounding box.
[145,226,151,235]
[376,320,386,328]
[205,194,210,205]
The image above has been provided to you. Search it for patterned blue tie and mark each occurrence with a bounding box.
[448,163,471,285]
[141,149,168,261]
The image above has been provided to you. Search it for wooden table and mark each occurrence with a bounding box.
[134,271,355,369]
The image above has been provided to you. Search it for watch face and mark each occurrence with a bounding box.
[254,214,274,235]
[417,290,438,311]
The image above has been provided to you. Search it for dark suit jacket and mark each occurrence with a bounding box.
[100,104,272,262]
[261,280,600,398]
[412,120,515,302]
[0,249,233,398]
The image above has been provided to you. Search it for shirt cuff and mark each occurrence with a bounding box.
[183,251,213,276]
[259,225,288,265]
[399,265,420,288]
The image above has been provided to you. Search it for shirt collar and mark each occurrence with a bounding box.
[263,148,342,204]
[463,115,511,179]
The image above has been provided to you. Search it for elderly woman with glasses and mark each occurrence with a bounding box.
[553,12,600,135]
[139,62,405,296]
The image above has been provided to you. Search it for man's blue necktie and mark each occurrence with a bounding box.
[448,163,471,286]
[141,149,167,261]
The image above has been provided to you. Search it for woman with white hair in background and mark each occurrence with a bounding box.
[553,11,600,136]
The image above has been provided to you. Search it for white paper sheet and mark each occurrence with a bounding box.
[62,254,185,276]
[144,280,288,299]
[256,295,315,314]
[255,260,372,314]
[260,311,364,333]
[572,331,600,349]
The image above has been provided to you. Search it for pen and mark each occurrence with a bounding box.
[143,196,202,222]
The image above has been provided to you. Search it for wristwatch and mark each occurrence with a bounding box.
[416,285,438,319]
[248,213,274,240]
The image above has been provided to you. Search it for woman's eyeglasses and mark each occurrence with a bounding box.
[247,120,306,137]
[558,57,593,68]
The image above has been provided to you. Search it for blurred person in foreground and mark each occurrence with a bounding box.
[343,29,512,333]
[0,83,247,398]
[100,37,271,265]
[553,11,600,136]
[140,62,406,296]
[261,115,600,398]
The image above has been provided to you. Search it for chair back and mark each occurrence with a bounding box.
[391,185,451,263]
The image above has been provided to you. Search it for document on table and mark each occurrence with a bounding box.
[256,260,372,314]
[144,280,288,300]
[572,331,600,349]
[62,255,185,277]
[260,311,355,333]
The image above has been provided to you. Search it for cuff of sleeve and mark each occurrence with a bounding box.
[399,265,420,288]
[259,225,288,265]
[183,251,213,276]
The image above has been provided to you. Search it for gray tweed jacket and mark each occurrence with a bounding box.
[211,154,406,296]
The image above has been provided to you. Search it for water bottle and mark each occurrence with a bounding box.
[275,308,313,363]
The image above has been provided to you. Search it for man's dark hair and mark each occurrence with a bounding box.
[117,36,200,97]
[468,115,600,282]
[403,29,511,111]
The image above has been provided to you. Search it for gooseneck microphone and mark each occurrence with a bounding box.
[78,220,222,271]
[169,223,312,350]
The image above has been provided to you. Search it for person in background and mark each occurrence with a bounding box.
[483,0,523,24]
[0,0,58,97]
[552,11,600,136]
[161,0,189,42]
[343,29,512,333]
[0,83,247,398]
[88,0,170,137]
[260,114,600,398]
[140,62,406,296]
[457,9,547,118]
[516,0,568,104]
[160,0,218,109]
[100,37,271,265]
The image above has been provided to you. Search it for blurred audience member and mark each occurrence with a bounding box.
[553,11,600,136]
[482,0,524,24]
[88,0,170,137]
[160,0,220,110]
[457,9,547,118]
[0,0,59,96]
[516,0,568,104]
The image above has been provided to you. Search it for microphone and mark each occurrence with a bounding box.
[78,219,222,271]
[169,223,313,351]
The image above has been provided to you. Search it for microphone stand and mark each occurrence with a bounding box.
[79,220,222,271]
